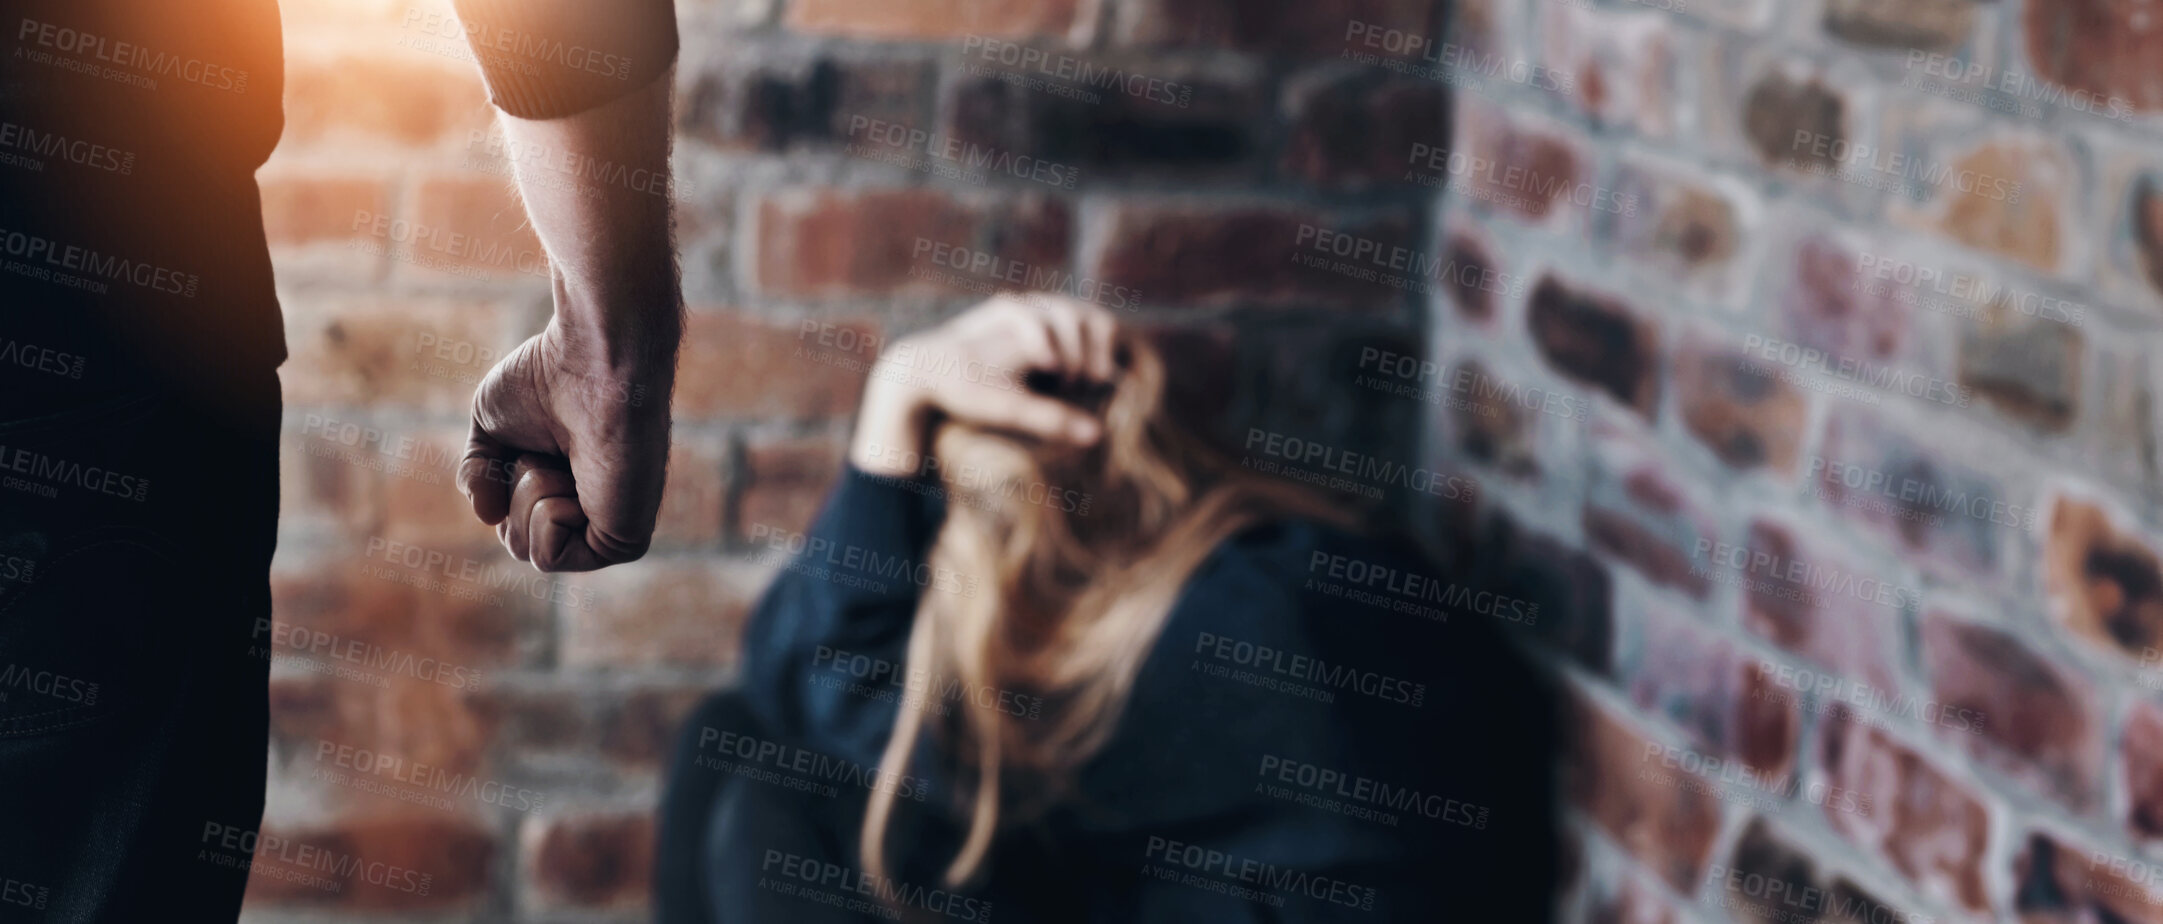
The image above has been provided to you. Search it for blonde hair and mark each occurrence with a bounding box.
[859,328,1354,888]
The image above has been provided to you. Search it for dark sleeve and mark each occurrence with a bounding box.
[737,466,951,767]
[451,0,679,119]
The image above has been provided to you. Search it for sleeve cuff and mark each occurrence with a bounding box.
[451,0,679,120]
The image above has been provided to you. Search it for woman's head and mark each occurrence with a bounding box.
[861,323,1350,887]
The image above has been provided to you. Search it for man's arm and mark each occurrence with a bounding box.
[450,1,683,573]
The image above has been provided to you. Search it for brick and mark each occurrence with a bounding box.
[2043,493,2163,662]
[1816,706,1991,912]
[1564,695,1723,893]
[267,675,495,789]
[1608,159,1745,282]
[1628,608,1799,780]
[1584,871,1683,924]
[2132,175,2163,298]
[753,189,1070,297]
[2121,702,2163,840]
[404,176,549,278]
[2022,0,2163,114]
[1281,67,1448,189]
[1581,427,1715,600]
[471,686,586,756]
[560,561,757,669]
[269,550,543,676]
[2013,830,2163,920]
[280,298,517,413]
[1910,136,2074,275]
[1823,0,1979,52]
[284,55,491,147]
[244,814,495,910]
[1089,203,1416,310]
[1538,2,1680,138]
[732,435,846,545]
[945,62,1269,180]
[1437,230,1506,322]
[1774,232,1913,367]
[1674,336,1807,474]
[1113,0,1441,57]
[786,0,1081,40]
[1526,276,1659,418]
[1451,101,1596,225]
[1955,301,2081,432]
[1921,610,2101,812]
[672,311,876,420]
[260,176,392,247]
[1732,518,1904,697]
[523,811,654,908]
[1739,70,1848,174]
[680,57,928,152]
[1811,409,2025,583]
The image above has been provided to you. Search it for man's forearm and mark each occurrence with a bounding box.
[498,68,683,370]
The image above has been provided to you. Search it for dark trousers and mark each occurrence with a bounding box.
[0,378,279,922]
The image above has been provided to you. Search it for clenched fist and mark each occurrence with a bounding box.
[459,315,678,572]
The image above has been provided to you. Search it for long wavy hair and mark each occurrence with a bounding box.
[859,327,1356,888]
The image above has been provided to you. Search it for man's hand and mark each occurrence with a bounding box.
[461,317,674,572]
[454,67,682,571]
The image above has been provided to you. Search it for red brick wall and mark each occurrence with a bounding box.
[255,0,1448,918]
[1438,0,2163,921]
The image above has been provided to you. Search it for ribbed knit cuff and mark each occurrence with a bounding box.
[451,0,679,120]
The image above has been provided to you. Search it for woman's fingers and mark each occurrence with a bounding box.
[955,379,1102,445]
